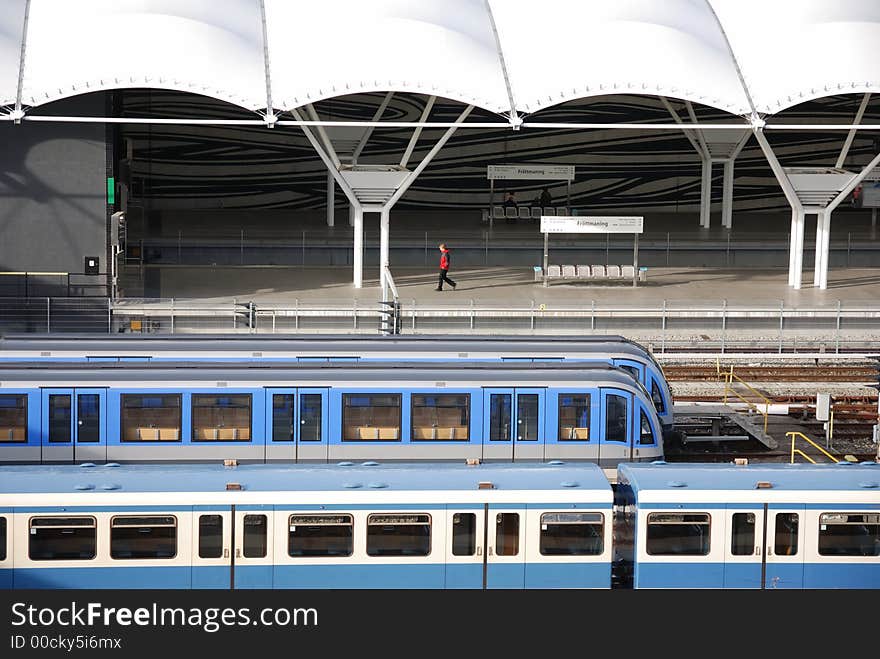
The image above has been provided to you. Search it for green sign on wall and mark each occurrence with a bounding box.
[107,177,115,205]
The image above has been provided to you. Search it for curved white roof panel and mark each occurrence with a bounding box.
[492,0,752,116]
[3,1,880,118]
[20,0,267,110]
[265,0,509,113]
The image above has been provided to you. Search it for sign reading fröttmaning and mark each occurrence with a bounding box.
[487,165,575,180]
[540,216,644,234]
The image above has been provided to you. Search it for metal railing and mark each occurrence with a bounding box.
[786,431,839,464]
[718,363,771,435]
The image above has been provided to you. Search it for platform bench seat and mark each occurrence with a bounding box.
[542,265,639,282]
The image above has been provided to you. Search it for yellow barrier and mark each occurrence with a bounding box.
[719,365,771,435]
[786,431,838,464]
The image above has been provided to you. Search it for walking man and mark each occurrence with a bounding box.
[436,243,457,291]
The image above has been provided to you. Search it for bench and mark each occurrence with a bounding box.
[0,426,26,442]
[412,425,469,440]
[345,426,400,440]
[128,427,180,441]
[193,427,250,441]
[538,265,645,283]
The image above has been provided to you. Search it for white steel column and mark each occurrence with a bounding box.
[379,208,390,292]
[792,211,806,290]
[700,157,712,228]
[722,160,735,229]
[787,208,799,287]
[813,210,830,290]
[353,206,364,289]
[326,171,335,227]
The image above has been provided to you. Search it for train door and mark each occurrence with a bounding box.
[0,512,10,589]
[265,388,329,462]
[232,506,274,589]
[722,506,765,588]
[443,507,486,588]
[599,390,632,467]
[191,508,233,589]
[40,388,107,463]
[486,506,526,588]
[482,388,545,462]
[764,505,805,589]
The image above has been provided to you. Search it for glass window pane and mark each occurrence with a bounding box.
[342,394,401,441]
[366,514,431,556]
[639,410,655,446]
[299,394,323,442]
[121,394,181,442]
[774,513,799,556]
[605,394,628,443]
[731,513,756,556]
[0,517,6,561]
[272,394,294,442]
[288,514,353,557]
[411,394,469,441]
[48,394,72,443]
[452,513,476,556]
[646,513,711,556]
[818,513,880,557]
[28,517,96,560]
[192,394,252,442]
[495,513,519,556]
[516,394,538,441]
[110,516,177,560]
[540,512,604,556]
[619,365,640,380]
[558,394,590,441]
[651,380,666,415]
[0,394,27,442]
[77,394,100,443]
[243,515,267,558]
[489,394,511,441]
[198,515,223,559]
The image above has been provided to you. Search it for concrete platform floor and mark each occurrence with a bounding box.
[143,264,880,307]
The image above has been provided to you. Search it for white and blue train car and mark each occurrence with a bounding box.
[616,462,880,589]
[0,462,614,590]
[0,361,664,467]
[0,333,675,432]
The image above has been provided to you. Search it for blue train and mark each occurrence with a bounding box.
[0,360,664,467]
[0,460,877,589]
[0,333,674,431]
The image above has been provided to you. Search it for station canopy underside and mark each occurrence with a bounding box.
[3,0,880,124]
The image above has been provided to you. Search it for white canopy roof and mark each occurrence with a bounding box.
[3,0,880,119]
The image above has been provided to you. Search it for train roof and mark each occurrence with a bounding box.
[0,461,612,498]
[618,461,880,495]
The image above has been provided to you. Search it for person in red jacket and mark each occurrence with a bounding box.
[436,243,457,291]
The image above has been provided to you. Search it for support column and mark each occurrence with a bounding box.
[353,206,363,289]
[788,208,799,287]
[722,160,735,229]
[348,204,355,227]
[700,157,712,228]
[813,209,831,290]
[326,171,335,227]
[379,207,390,292]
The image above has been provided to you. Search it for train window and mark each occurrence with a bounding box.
[110,516,177,560]
[774,513,799,556]
[540,512,604,556]
[366,514,431,557]
[342,394,401,441]
[0,517,6,561]
[192,395,252,442]
[639,410,655,445]
[48,394,72,443]
[619,365,640,380]
[818,513,880,557]
[517,394,539,441]
[0,394,27,442]
[300,394,323,442]
[650,380,666,415]
[288,514,353,557]
[558,394,590,441]
[121,394,182,442]
[731,513,756,555]
[243,515,267,558]
[411,394,470,441]
[198,515,223,559]
[495,513,519,556]
[272,394,294,442]
[28,517,96,561]
[489,394,511,441]
[646,513,711,556]
[605,394,628,442]
[452,513,476,556]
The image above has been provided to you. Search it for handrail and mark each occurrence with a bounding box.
[786,431,839,464]
[792,449,817,464]
[720,365,771,435]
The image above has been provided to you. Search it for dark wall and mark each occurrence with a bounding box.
[0,95,107,274]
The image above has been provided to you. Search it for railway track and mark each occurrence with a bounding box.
[663,365,877,382]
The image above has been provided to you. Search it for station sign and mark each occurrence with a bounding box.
[487,164,575,180]
[540,216,644,234]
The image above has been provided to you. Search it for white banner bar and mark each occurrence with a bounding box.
[540,216,644,234]
[487,164,575,180]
